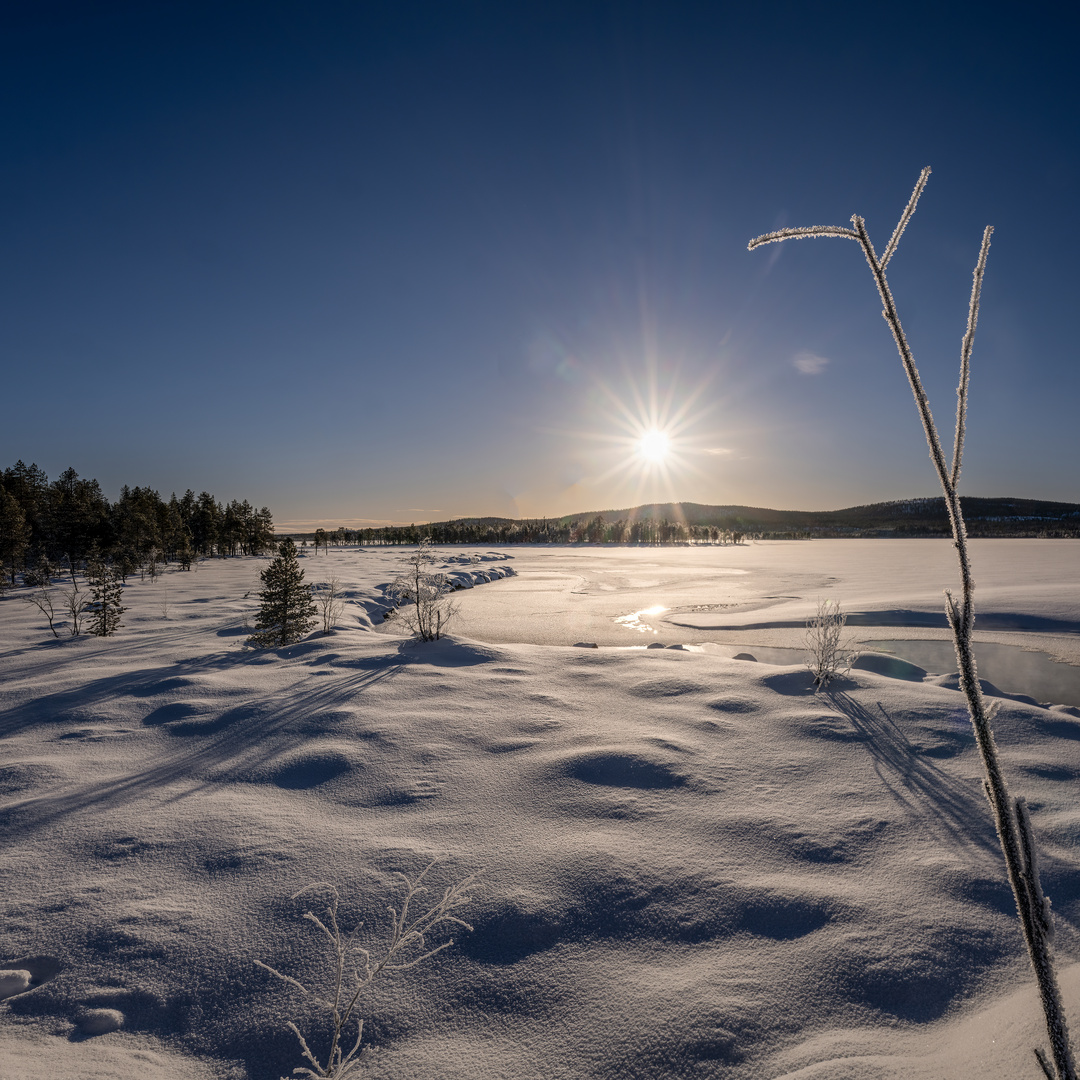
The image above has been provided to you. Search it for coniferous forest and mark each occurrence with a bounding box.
[0,460,276,586]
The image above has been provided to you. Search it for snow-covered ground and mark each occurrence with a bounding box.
[2,541,1079,1079]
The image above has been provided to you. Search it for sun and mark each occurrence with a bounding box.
[636,429,670,464]
[548,361,716,504]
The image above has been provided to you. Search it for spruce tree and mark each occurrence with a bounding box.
[86,552,126,636]
[248,539,316,647]
[0,486,31,586]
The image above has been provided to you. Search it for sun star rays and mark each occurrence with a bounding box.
[575,366,718,509]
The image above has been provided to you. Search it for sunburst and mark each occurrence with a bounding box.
[574,365,716,510]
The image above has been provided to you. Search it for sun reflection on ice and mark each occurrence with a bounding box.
[615,604,669,633]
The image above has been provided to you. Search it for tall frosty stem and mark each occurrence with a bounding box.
[749,170,1075,1080]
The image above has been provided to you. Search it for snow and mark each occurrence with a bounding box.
[1,540,1079,1079]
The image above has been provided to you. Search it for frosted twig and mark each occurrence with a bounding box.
[880,165,931,269]
[258,862,476,1079]
[747,224,858,250]
[952,225,994,489]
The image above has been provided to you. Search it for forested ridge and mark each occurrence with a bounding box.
[0,460,275,585]
[301,496,1080,547]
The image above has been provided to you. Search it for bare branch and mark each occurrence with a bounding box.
[951,225,994,488]
[747,225,859,251]
[879,165,932,269]
[261,863,476,1079]
[253,959,310,997]
[1016,797,1055,942]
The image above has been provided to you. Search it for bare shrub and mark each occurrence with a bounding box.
[59,582,89,636]
[388,541,459,641]
[256,862,476,1080]
[805,598,858,689]
[23,587,60,638]
[315,575,345,635]
[750,167,1076,1080]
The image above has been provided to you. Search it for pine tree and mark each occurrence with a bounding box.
[48,467,109,575]
[0,485,31,586]
[248,539,316,647]
[86,552,126,636]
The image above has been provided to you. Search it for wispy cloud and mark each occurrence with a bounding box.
[702,447,734,456]
[793,350,829,375]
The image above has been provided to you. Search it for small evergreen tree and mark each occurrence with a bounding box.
[86,552,125,636]
[248,539,316,647]
[175,530,194,570]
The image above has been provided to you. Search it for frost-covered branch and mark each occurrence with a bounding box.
[747,224,859,249]
[257,862,476,1080]
[748,169,1076,1080]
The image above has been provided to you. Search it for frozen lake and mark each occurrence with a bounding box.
[445,539,1080,704]
[447,539,1080,645]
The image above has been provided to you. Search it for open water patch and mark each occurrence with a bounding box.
[615,605,668,635]
[734,639,1080,708]
[867,639,1080,708]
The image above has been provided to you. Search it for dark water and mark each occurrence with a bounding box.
[736,640,1080,708]
[867,639,1080,708]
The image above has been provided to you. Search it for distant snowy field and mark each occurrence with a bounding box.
[2,540,1080,1079]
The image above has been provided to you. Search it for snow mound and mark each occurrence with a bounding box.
[0,970,32,999]
[79,1008,125,1035]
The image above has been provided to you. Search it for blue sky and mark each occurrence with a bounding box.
[2,1,1077,528]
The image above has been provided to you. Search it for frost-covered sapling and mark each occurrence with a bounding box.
[388,541,459,641]
[805,598,858,689]
[315,575,345,635]
[144,545,163,583]
[749,168,1076,1080]
[257,863,476,1080]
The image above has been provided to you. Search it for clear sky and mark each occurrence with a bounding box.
[2,1,1077,529]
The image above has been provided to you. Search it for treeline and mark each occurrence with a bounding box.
[304,494,1080,549]
[0,460,275,584]
[341,516,745,546]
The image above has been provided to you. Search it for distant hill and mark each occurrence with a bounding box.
[335,497,1080,544]
[553,497,1080,538]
